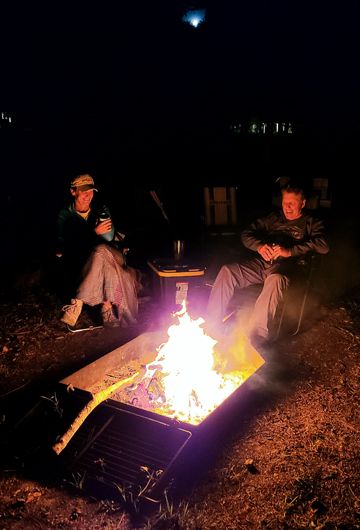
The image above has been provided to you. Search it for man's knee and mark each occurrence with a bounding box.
[215,263,240,284]
[265,273,289,293]
[93,244,109,255]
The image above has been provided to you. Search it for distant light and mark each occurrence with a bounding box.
[182,8,206,28]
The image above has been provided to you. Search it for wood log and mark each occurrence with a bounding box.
[53,371,140,455]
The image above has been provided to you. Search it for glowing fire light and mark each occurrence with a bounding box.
[141,302,253,425]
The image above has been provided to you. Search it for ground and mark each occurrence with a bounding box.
[1,219,360,529]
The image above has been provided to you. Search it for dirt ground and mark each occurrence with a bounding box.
[2,215,360,530]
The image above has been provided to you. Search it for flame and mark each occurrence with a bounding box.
[141,301,250,425]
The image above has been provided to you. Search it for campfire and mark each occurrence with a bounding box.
[120,301,251,425]
[53,302,265,500]
[56,302,265,453]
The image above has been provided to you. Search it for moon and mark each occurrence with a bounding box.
[182,8,206,28]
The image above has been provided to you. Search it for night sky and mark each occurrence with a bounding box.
[1,0,359,135]
[1,0,360,267]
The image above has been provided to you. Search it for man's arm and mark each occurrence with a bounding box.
[241,212,329,261]
[289,217,329,257]
[241,212,278,252]
[241,212,280,261]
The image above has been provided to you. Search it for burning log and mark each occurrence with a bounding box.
[52,371,140,455]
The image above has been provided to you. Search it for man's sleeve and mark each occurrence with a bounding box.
[290,218,329,257]
[241,213,275,252]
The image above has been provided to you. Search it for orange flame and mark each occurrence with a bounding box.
[143,301,251,425]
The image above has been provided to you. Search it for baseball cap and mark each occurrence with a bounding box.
[70,174,98,192]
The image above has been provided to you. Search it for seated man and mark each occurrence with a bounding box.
[206,181,329,343]
[58,174,139,327]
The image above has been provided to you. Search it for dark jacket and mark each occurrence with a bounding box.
[57,199,114,279]
[241,209,329,258]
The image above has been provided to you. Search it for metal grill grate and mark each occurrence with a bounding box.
[58,400,192,500]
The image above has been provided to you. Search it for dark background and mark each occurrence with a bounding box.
[1,0,359,272]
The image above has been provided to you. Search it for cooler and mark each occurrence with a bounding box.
[147,259,205,310]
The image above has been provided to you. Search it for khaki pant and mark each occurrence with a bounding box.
[206,258,289,338]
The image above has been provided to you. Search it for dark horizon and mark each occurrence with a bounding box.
[1,1,360,138]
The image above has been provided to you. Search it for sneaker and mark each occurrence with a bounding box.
[101,304,120,327]
[61,299,83,326]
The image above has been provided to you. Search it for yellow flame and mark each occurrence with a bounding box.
[145,301,246,425]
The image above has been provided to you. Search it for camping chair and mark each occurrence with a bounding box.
[218,251,326,341]
[272,253,319,341]
[113,230,129,266]
[202,186,240,270]
[203,187,238,236]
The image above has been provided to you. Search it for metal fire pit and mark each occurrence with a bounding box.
[53,329,264,502]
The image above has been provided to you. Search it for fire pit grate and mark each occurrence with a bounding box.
[57,396,192,501]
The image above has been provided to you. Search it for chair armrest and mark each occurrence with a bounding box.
[297,253,315,266]
[115,230,126,242]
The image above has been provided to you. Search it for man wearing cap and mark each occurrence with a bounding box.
[57,174,138,327]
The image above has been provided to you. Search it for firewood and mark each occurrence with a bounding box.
[52,371,140,455]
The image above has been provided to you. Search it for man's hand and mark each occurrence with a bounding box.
[257,244,291,261]
[272,245,291,259]
[257,244,274,261]
[95,219,112,235]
